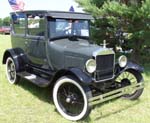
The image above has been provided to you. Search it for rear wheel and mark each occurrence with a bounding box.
[53,76,92,121]
[6,57,20,84]
[116,70,144,100]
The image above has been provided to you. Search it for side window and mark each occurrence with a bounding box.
[27,15,45,36]
[12,13,26,34]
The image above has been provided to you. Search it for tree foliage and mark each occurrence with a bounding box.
[0,18,3,27]
[76,0,150,63]
[0,17,10,27]
[3,17,10,26]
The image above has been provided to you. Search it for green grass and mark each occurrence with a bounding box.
[0,35,150,123]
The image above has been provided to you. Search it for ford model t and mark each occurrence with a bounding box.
[2,11,144,121]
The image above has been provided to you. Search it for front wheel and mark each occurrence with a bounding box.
[6,57,20,84]
[53,76,92,121]
[116,70,144,100]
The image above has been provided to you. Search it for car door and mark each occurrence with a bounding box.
[11,13,27,52]
[26,14,47,66]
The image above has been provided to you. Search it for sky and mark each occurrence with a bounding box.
[0,0,83,18]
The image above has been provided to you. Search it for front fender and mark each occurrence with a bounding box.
[52,68,93,85]
[69,68,93,85]
[124,62,144,73]
[114,61,144,79]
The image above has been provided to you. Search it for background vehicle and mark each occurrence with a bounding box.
[2,11,144,121]
[0,26,10,34]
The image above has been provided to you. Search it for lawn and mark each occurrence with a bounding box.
[0,35,150,123]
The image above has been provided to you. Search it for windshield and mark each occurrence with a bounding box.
[49,19,90,39]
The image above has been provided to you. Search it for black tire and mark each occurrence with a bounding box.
[53,76,92,121]
[6,57,20,84]
[116,70,144,100]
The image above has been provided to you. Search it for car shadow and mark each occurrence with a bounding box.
[17,78,54,104]
[93,99,141,121]
[17,78,142,122]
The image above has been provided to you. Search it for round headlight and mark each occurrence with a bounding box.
[86,59,96,73]
[118,55,127,68]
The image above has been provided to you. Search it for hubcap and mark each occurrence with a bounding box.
[66,97,71,103]
[6,58,16,83]
[57,83,84,116]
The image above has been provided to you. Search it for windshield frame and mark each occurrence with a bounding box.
[48,18,90,41]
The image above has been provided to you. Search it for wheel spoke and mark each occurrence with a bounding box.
[11,71,16,77]
[11,64,15,71]
[126,72,130,78]
[123,72,125,78]
[61,92,67,97]
[129,77,135,81]
[10,72,14,79]
[57,82,85,116]
[10,72,13,78]
[130,81,137,84]
[117,76,123,82]
[63,88,68,97]
[74,101,84,105]
[68,86,71,94]
[118,71,139,90]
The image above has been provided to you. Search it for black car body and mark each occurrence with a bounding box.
[2,11,144,121]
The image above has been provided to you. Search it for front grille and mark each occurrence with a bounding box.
[95,54,114,81]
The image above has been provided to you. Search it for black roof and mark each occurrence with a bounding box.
[10,10,93,20]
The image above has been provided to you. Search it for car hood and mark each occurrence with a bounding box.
[64,40,100,57]
[48,38,114,70]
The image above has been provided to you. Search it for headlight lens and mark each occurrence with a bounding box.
[118,55,127,68]
[86,59,96,73]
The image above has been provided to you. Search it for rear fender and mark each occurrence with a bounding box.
[2,48,28,72]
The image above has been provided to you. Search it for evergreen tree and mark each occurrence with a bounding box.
[76,0,150,63]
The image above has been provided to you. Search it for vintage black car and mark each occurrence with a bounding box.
[2,11,144,121]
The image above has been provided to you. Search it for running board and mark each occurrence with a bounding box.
[89,82,144,106]
[17,72,50,87]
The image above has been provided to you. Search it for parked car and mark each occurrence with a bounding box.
[0,26,11,34]
[2,11,144,121]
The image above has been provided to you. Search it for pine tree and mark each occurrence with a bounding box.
[76,0,150,63]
